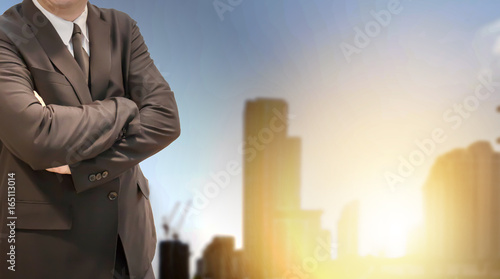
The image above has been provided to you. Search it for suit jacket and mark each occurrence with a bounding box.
[0,1,180,278]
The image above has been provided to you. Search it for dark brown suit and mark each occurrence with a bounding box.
[0,0,180,278]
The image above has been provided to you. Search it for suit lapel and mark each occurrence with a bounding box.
[87,3,111,101]
[21,0,93,105]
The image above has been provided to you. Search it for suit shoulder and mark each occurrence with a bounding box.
[90,5,137,27]
[0,3,22,20]
[0,4,24,42]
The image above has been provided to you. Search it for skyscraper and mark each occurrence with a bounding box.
[424,141,500,261]
[243,98,330,279]
[159,240,190,279]
[202,237,246,279]
[338,201,359,259]
[243,99,290,279]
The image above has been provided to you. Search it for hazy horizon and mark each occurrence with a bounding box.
[3,0,500,276]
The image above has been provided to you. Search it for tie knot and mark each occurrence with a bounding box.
[73,23,82,36]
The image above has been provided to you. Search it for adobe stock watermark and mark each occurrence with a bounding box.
[384,70,500,190]
[282,236,337,279]
[185,108,295,225]
[213,0,243,21]
[340,0,410,63]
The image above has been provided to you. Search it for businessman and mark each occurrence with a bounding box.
[0,0,180,278]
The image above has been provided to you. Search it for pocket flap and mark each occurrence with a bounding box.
[30,67,71,86]
[137,173,150,200]
[15,201,72,230]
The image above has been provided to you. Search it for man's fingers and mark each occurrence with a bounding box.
[46,165,71,175]
[34,90,46,107]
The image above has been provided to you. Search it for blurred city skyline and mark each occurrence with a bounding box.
[190,126,500,278]
[4,0,500,277]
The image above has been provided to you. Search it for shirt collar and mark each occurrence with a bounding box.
[32,0,89,47]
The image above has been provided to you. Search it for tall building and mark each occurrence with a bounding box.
[337,201,359,259]
[243,98,330,279]
[194,259,204,279]
[201,236,246,279]
[424,141,500,261]
[159,240,190,279]
[272,209,331,276]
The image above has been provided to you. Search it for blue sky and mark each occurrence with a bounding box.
[4,0,500,274]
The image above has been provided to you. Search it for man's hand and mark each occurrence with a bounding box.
[34,90,46,107]
[35,91,69,174]
[46,165,71,175]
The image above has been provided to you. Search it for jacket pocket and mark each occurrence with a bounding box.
[30,67,72,86]
[15,201,72,230]
[30,67,81,106]
[137,173,150,200]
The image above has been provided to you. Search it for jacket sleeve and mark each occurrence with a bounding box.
[0,33,141,171]
[69,21,180,193]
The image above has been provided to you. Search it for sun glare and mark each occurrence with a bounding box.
[360,192,421,258]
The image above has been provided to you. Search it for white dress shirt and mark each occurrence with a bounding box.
[32,0,90,57]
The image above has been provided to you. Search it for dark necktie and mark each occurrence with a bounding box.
[72,23,89,83]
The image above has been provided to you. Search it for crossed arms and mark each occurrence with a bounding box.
[0,21,180,193]
[33,91,91,175]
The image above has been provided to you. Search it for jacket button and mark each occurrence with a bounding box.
[102,171,109,178]
[108,191,118,201]
[89,174,96,182]
[96,173,102,181]
[120,127,127,139]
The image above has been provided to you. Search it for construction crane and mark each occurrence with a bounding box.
[173,200,192,241]
[162,200,192,241]
[159,200,191,279]
[163,201,181,239]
